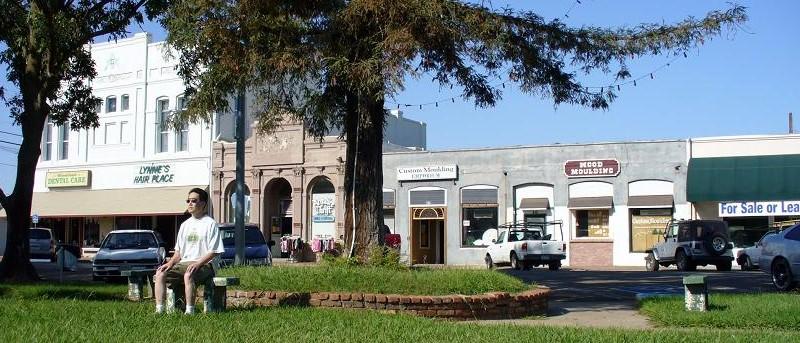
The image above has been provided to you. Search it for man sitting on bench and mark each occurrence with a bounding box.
[154,188,225,314]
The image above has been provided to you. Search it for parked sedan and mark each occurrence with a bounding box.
[92,230,166,281]
[736,231,777,270]
[218,224,272,266]
[758,223,800,291]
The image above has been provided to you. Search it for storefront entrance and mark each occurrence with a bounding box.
[410,208,445,264]
[264,178,293,258]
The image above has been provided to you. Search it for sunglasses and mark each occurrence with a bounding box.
[186,199,203,204]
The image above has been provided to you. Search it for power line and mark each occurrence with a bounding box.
[0,139,21,146]
[563,0,582,19]
[386,54,687,111]
[0,130,22,137]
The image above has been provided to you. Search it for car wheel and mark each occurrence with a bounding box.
[548,261,561,271]
[740,255,754,271]
[510,253,522,270]
[703,232,728,256]
[716,261,732,271]
[485,255,494,270]
[676,250,695,271]
[646,252,660,272]
[771,258,797,292]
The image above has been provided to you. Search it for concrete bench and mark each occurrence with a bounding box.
[683,275,708,311]
[120,270,155,301]
[166,276,240,313]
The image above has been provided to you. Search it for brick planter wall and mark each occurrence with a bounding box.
[223,287,550,320]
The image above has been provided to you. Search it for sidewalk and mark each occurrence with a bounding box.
[471,300,653,329]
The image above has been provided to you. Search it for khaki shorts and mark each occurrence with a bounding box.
[165,262,215,285]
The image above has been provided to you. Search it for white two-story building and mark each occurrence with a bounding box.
[30,33,212,251]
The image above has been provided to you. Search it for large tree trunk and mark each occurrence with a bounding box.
[0,50,49,281]
[342,90,386,260]
[0,118,45,281]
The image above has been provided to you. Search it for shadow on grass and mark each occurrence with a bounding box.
[708,303,729,311]
[0,284,126,302]
[27,289,125,301]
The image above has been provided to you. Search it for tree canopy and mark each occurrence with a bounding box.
[165,0,746,258]
[0,0,169,281]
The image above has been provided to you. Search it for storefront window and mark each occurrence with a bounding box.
[84,220,100,247]
[115,216,137,230]
[462,207,497,246]
[725,217,769,249]
[630,208,672,252]
[576,210,609,238]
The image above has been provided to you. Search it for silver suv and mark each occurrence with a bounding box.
[645,219,734,271]
[29,228,56,262]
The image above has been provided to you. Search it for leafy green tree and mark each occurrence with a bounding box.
[163,1,746,259]
[0,1,169,281]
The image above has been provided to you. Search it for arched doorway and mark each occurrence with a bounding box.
[224,182,251,224]
[308,177,336,239]
[264,178,292,257]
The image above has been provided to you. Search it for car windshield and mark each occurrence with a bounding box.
[508,230,542,241]
[220,227,265,245]
[29,229,50,240]
[101,232,158,250]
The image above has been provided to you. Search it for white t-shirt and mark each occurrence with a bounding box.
[175,215,225,263]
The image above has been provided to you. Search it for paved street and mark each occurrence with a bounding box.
[502,266,776,302]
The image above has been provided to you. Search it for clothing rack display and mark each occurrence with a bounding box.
[280,235,303,262]
[311,235,336,253]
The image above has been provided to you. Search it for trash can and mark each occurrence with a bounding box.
[56,244,79,272]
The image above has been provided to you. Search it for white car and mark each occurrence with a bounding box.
[92,230,167,281]
[758,224,800,291]
[485,221,567,271]
[736,231,777,270]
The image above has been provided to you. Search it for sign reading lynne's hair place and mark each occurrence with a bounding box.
[46,170,91,188]
[397,165,458,181]
[564,159,620,178]
[134,164,175,184]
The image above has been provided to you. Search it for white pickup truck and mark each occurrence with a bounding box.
[485,221,567,271]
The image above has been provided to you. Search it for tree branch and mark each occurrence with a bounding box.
[86,0,115,16]
[0,187,7,208]
[89,0,148,38]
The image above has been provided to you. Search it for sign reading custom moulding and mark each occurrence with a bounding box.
[46,170,91,188]
[397,165,457,181]
[564,159,620,178]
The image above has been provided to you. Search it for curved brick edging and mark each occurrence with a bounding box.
[224,287,550,320]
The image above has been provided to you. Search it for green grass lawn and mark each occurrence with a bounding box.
[218,265,530,295]
[0,285,798,343]
[639,292,800,330]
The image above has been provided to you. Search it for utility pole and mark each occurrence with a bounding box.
[789,112,794,134]
[234,91,246,265]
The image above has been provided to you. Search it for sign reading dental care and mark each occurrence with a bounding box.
[564,159,620,178]
[46,170,91,188]
[134,164,175,184]
[719,201,800,217]
[397,165,458,181]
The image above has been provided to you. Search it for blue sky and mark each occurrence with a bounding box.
[1,0,798,192]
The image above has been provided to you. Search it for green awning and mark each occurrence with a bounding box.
[687,154,800,202]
